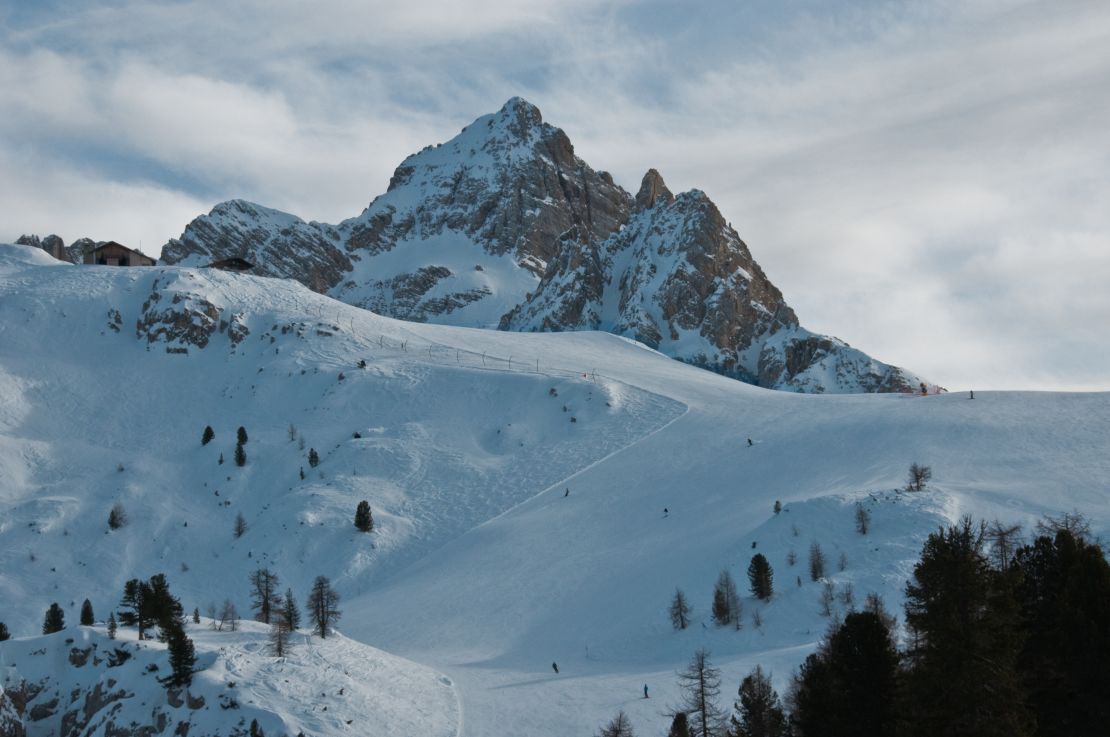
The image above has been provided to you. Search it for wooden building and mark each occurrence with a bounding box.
[206,257,255,272]
[83,241,156,267]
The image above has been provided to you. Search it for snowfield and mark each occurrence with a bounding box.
[1,243,1107,736]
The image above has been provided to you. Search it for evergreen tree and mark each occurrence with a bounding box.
[249,568,281,624]
[1014,529,1110,737]
[235,441,247,467]
[148,573,185,640]
[42,603,65,634]
[282,588,301,631]
[902,517,1031,737]
[107,612,117,639]
[787,652,833,737]
[193,607,200,624]
[218,452,224,465]
[0,622,9,641]
[80,599,94,626]
[667,712,692,737]
[270,618,292,658]
[108,502,128,530]
[234,513,248,538]
[237,426,248,445]
[162,620,196,688]
[730,665,786,737]
[249,719,265,737]
[202,425,214,445]
[808,542,825,581]
[354,500,373,532]
[670,588,692,630]
[747,554,774,601]
[712,570,740,627]
[597,710,635,737]
[308,448,320,468]
[677,649,725,737]
[119,578,152,639]
[307,575,341,638]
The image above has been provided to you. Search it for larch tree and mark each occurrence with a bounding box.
[249,568,281,624]
[306,575,341,639]
[670,588,692,630]
[676,648,725,737]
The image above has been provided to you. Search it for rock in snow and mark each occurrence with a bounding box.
[158,98,925,393]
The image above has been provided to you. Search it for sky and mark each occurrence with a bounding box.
[1,0,1108,391]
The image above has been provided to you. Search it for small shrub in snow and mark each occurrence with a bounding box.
[820,581,835,617]
[308,448,320,467]
[108,502,128,530]
[354,501,374,532]
[809,542,826,581]
[234,513,248,539]
[235,442,247,467]
[202,425,215,445]
[838,552,848,571]
[786,549,797,567]
[855,503,871,535]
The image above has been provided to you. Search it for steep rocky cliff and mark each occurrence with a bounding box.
[159,98,924,393]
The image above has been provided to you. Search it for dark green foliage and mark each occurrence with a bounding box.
[677,649,724,737]
[308,448,319,467]
[218,452,224,465]
[162,620,196,688]
[193,607,200,624]
[42,602,65,634]
[249,718,265,737]
[1015,529,1110,737]
[249,568,280,624]
[670,588,691,630]
[80,599,94,626]
[307,575,340,638]
[0,622,9,641]
[788,652,833,737]
[119,574,183,641]
[108,502,127,530]
[747,554,774,600]
[354,500,373,532]
[902,517,1030,737]
[667,712,691,737]
[107,612,117,639]
[237,426,248,445]
[234,442,247,467]
[282,588,301,631]
[730,665,786,737]
[202,425,214,445]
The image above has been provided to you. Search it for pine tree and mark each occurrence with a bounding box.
[747,554,774,601]
[270,618,292,658]
[107,612,117,639]
[712,570,740,627]
[282,588,301,631]
[80,599,94,626]
[0,622,9,641]
[148,573,185,641]
[730,665,786,737]
[808,542,825,581]
[235,442,247,467]
[249,568,281,624]
[163,620,196,688]
[42,603,65,634]
[237,426,248,445]
[108,502,128,530]
[249,719,265,737]
[597,710,635,737]
[218,452,224,465]
[676,649,724,737]
[308,448,320,468]
[670,588,692,630]
[354,500,374,532]
[667,712,692,737]
[902,517,1031,737]
[193,607,200,624]
[234,513,248,538]
[307,575,341,638]
[119,578,152,638]
[202,425,214,445]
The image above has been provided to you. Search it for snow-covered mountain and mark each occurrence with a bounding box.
[2,242,1108,736]
[158,98,924,394]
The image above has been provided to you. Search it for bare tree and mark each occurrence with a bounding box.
[1035,510,1091,542]
[108,502,128,530]
[854,503,871,535]
[249,568,281,624]
[670,588,692,630]
[819,581,835,617]
[218,600,239,632]
[786,549,797,567]
[676,649,725,737]
[712,570,741,629]
[307,575,341,638]
[986,521,1024,568]
[906,463,932,492]
[269,618,292,658]
[808,542,826,581]
[233,513,248,539]
[596,710,635,737]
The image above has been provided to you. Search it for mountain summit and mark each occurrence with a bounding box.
[161,98,924,393]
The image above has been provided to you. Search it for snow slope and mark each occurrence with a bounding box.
[1,243,1108,736]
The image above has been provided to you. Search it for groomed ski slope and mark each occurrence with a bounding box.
[1,243,1107,736]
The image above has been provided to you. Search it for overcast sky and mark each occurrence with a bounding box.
[2,0,1108,391]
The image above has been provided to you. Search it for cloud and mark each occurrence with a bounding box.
[1,0,1107,390]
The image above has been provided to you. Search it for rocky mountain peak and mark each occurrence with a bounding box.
[634,169,675,210]
[494,96,544,139]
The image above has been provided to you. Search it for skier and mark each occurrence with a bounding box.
[644,684,649,699]
[663,507,669,517]
[747,437,753,446]
[552,662,559,674]
[970,390,974,399]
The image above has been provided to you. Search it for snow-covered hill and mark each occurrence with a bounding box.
[1,243,1107,736]
[157,98,925,394]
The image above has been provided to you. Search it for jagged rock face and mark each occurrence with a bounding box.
[158,98,926,392]
[161,200,352,293]
[0,686,26,737]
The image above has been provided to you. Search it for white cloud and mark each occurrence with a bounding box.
[1,0,1107,390]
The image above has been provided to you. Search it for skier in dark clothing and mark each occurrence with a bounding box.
[552,662,559,674]
[663,508,669,517]
[644,684,649,698]
[747,437,753,446]
[970,390,974,399]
